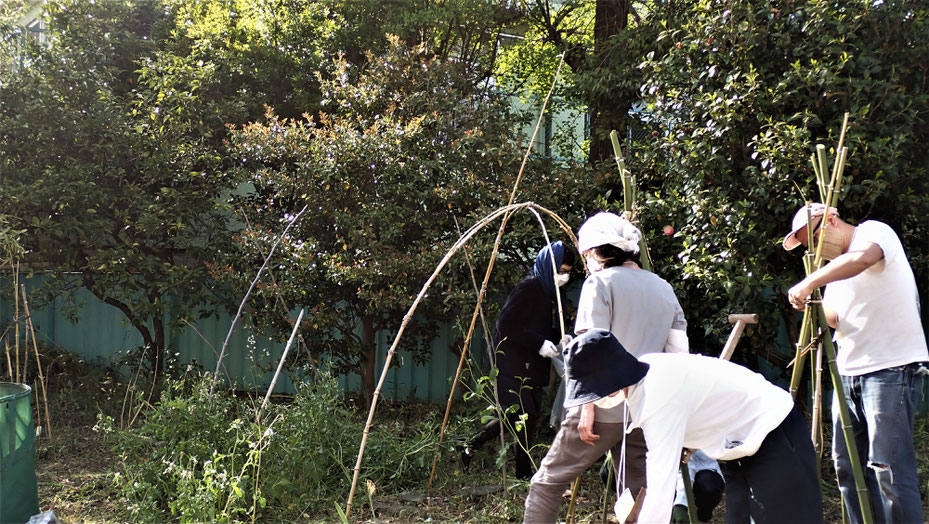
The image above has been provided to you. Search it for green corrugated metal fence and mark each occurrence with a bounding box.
[0,274,483,402]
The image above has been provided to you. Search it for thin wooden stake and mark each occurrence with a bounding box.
[258,309,304,422]
[21,286,52,438]
[14,263,20,383]
[211,204,310,395]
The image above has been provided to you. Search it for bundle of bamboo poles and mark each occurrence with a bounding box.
[786,113,874,524]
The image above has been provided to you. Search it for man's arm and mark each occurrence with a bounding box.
[636,421,686,524]
[788,243,883,310]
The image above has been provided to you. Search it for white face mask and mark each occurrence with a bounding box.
[813,224,844,261]
[555,273,570,287]
[586,256,603,273]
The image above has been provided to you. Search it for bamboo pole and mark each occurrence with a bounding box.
[680,461,697,524]
[344,202,575,517]
[451,216,506,483]
[425,205,576,488]
[564,130,655,523]
[14,262,20,383]
[565,476,582,523]
[21,301,29,385]
[789,112,872,523]
[788,244,817,398]
[210,204,310,395]
[610,131,651,271]
[452,217,494,364]
[258,309,304,422]
[4,339,11,380]
[815,299,873,521]
[812,114,849,270]
[811,329,824,465]
[529,208,567,339]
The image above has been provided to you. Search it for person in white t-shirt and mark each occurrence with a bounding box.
[563,329,823,524]
[783,203,929,524]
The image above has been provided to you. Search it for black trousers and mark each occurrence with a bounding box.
[470,376,543,480]
[724,406,824,524]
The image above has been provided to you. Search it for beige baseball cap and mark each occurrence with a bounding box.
[783,203,838,250]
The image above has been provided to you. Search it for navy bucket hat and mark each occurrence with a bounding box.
[563,329,650,409]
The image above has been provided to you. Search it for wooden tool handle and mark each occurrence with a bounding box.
[728,313,759,324]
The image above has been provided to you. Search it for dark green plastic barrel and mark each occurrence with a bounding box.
[0,383,39,524]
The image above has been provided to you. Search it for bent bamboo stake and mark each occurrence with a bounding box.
[345,202,574,517]
[211,204,310,395]
[470,206,569,483]
[426,53,569,489]
[426,204,577,488]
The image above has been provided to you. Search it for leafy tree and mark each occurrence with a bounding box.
[157,0,520,122]
[1,1,39,81]
[635,0,929,373]
[0,0,239,373]
[496,1,684,165]
[225,38,598,400]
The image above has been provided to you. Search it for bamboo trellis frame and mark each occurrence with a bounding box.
[344,202,577,517]
[345,51,568,518]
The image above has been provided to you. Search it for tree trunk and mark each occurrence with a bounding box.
[588,0,632,165]
[152,315,165,376]
[361,315,377,407]
[85,278,164,376]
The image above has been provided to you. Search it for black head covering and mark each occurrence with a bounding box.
[563,329,650,408]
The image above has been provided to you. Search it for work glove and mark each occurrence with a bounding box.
[558,334,573,352]
[539,339,559,358]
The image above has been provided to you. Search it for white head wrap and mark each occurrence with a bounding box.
[577,212,642,254]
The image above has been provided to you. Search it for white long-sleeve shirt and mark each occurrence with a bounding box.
[622,353,793,524]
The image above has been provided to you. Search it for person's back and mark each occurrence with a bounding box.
[575,265,683,357]
[561,330,823,524]
[630,353,792,459]
[491,274,553,386]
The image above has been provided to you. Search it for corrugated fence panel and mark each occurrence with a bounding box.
[1,275,483,402]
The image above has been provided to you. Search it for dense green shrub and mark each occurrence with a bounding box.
[98,376,264,522]
[99,372,453,522]
[634,0,929,375]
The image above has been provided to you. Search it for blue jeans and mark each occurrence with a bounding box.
[832,362,927,524]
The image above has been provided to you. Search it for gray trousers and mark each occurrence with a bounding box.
[523,410,647,523]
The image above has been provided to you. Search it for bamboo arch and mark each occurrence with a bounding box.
[346,52,568,518]
[344,202,577,517]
